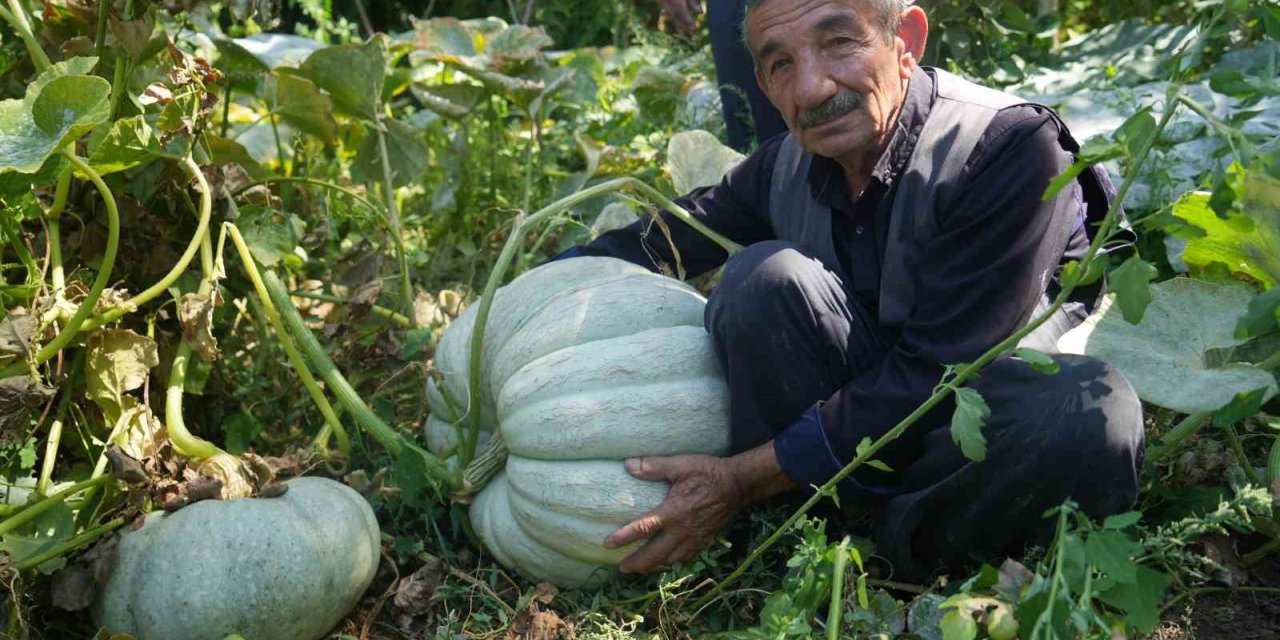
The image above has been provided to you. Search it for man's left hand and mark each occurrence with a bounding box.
[603,454,743,574]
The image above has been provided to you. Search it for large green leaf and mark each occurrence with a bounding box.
[238,205,306,267]
[666,130,744,195]
[412,17,478,58]
[298,35,389,121]
[87,116,170,175]
[1058,278,1278,413]
[1168,181,1280,288]
[274,74,337,143]
[0,72,111,174]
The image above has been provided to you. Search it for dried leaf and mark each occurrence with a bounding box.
[0,310,38,366]
[106,445,148,484]
[85,329,159,413]
[178,293,220,361]
[139,83,174,106]
[393,559,444,617]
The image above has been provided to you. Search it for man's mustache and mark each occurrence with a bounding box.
[796,91,865,129]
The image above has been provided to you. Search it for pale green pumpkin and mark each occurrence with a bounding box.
[93,477,380,640]
[429,257,731,588]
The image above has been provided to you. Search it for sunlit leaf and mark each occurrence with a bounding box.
[666,130,744,195]
[0,73,111,174]
[298,35,389,120]
[87,116,169,175]
[274,74,337,143]
[85,329,159,412]
[412,17,478,58]
[1059,278,1278,413]
[1167,179,1280,288]
[238,205,306,267]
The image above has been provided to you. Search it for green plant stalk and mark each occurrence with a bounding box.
[1267,433,1280,490]
[691,80,1187,612]
[16,516,124,571]
[36,377,76,496]
[374,114,418,322]
[45,169,72,297]
[459,177,743,466]
[0,475,110,537]
[827,539,850,640]
[164,249,225,461]
[260,269,457,488]
[225,222,350,455]
[1,0,51,72]
[1224,422,1265,487]
[288,290,413,328]
[92,0,109,60]
[1031,507,1073,640]
[232,176,384,221]
[0,152,121,380]
[1145,411,1213,464]
[82,156,213,331]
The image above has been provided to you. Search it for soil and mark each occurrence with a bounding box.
[1153,593,1280,639]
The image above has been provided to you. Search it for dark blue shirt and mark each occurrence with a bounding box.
[571,67,1092,490]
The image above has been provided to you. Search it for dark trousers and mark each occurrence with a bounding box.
[707,0,787,151]
[705,241,1145,578]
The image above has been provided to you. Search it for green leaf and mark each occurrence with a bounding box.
[353,119,428,188]
[1235,288,1280,339]
[0,501,75,575]
[1169,184,1280,288]
[412,17,478,57]
[1096,565,1169,633]
[27,57,100,102]
[1109,256,1158,324]
[1103,511,1143,530]
[237,205,306,267]
[298,35,389,120]
[87,116,168,175]
[1084,529,1142,583]
[939,609,978,640]
[1115,108,1157,159]
[274,74,338,144]
[856,437,894,473]
[1059,278,1278,413]
[486,24,553,67]
[666,130,744,195]
[950,387,991,462]
[1014,348,1060,375]
[223,410,263,455]
[1213,385,1272,428]
[0,74,111,174]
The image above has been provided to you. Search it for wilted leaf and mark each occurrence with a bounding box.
[51,566,96,611]
[412,17,478,57]
[179,293,220,361]
[0,310,37,366]
[108,14,155,62]
[1059,278,1278,413]
[237,205,306,267]
[1109,256,1158,324]
[394,559,444,617]
[85,329,159,411]
[486,24,552,68]
[0,376,54,436]
[274,74,337,144]
[298,35,389,120]
[950,387,991,462]
[667,130,744,195]
[106,445,148,484]
[107,397,164,460]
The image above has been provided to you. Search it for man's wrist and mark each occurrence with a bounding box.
[724,441,798,507]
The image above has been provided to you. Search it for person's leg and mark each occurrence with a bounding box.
[705,240,890,454]
[705,0,788,151]
[875,354,1145,579]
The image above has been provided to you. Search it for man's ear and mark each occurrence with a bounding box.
[897,7,928,78]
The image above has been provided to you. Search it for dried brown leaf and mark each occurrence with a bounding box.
[178,292,220,361]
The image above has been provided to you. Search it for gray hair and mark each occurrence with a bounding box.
[742,0,913,61]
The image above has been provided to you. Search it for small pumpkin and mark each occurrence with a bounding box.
[429,257,730,587]
[94,476,380,640]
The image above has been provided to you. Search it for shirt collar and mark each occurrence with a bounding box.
[807,66,937,210]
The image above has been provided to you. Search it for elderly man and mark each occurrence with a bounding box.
[563,0,1145,578]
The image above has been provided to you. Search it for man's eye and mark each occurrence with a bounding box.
[770,59,791,75]
[828,37,855,48]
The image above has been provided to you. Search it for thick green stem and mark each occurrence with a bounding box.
[1224,422,1265,487]
[691,81,1188,612]
[82,156,213,331]
[260,269,456,489]
[45,169,71,296]
[16,516,124,571]
[288,290,413,328]
[0,475,110,537]
[374,114,418,323]
[1145,411,1213,464]
[827,539,850,640]
[165,340,223,460]
[93,0,109,60]
[0,152,120,380]
[36,372,76,496]
[225,222,350,455]
[459,177,743,466]
[2,0,51,72]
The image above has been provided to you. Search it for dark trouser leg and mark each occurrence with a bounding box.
[706,0,788,151]
[705,241,888,454]
[877,354,1145,579]
[705,241,1145,576]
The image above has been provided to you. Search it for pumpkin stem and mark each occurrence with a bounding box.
[453,432,508,503]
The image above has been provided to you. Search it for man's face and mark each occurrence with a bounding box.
[748,0,911,162]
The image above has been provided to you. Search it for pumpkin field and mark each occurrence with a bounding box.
[1,0,1279,638]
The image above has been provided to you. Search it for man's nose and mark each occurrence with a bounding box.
[793,58,838,111]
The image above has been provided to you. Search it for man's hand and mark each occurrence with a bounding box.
[657,0,702,35]
[604,454,743,573]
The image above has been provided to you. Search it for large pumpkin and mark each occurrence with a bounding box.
[428,257,731,587]
[94,477,380,640]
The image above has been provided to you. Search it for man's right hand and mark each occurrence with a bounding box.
[657,0,702,34]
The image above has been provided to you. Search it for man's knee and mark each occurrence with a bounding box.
[706,240,835,341]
